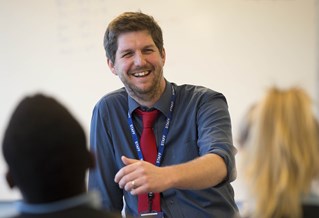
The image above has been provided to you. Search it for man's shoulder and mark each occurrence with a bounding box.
[11,206,121,218]
[99,87,127,102]
[173,83,225,99]
[66,206,121,218]
[94,87,128,109]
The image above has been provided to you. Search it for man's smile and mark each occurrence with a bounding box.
[132,70,151,77]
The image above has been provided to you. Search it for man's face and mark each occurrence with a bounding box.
[108,30,166,101]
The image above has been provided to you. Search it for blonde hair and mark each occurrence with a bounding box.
[243,87,319,218]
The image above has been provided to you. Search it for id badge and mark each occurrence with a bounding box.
[138,211,164,217]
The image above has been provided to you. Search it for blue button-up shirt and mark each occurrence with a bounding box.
[89,81,238,217]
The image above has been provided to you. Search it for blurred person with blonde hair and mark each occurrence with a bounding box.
[239,87,319,218]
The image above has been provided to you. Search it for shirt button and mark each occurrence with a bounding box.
[170,200,174,204]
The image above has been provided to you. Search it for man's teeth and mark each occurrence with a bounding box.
[133,71,149,77]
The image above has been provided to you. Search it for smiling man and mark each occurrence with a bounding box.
[89,12,238,218]
[109,30,166,108]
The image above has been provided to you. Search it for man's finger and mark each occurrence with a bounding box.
[121,155,139,165]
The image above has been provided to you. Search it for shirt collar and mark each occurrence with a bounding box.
[128,80,172,118]
[302,192,319,205]
[15,191,102,214]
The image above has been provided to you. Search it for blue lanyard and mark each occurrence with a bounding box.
[127,86,176,166]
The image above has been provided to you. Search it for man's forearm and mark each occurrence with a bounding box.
[164,153,227,190]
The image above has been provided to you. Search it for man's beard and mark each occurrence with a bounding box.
[123,70,163,103]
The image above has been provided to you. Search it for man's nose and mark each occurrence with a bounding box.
[134,52,146,66]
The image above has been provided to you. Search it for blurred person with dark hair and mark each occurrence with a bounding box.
[2,94,121,218]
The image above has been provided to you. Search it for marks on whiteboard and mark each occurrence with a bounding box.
[54,0,108,55]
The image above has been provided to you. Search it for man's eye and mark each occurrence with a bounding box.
[122,52,132,58]
[144,49,154,53]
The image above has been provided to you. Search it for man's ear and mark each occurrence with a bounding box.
[107,59,117,75]
[5,171,15,189]
[161,48,166,65]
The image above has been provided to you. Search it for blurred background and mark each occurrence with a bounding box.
[0,0,318,215]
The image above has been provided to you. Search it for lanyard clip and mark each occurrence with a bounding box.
[148,192,154,213]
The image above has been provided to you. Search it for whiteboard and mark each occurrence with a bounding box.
[0,0,318,203]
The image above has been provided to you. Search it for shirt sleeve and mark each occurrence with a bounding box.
[197,91,237,185]
[88,99,124,213]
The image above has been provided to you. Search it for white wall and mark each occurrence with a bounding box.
[0,0,318,203]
